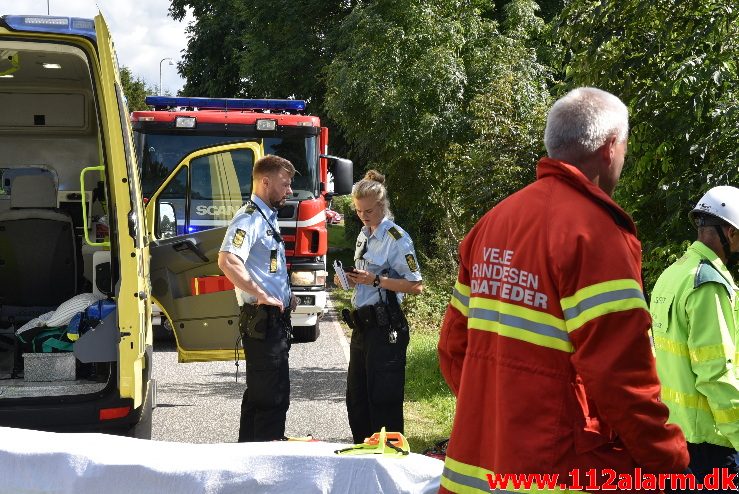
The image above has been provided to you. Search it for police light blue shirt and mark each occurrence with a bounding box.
[220,194,291,307]
[352,217,422,308]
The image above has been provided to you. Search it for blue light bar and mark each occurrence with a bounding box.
[2,16,96,42]
[145,96,306,112]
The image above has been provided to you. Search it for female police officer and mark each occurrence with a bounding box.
[341,170,423,443]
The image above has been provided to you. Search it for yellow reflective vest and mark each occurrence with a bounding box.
[651,241,739,449]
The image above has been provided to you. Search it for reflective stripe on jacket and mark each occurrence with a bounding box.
[651,240,739,450]
[438,158,688,493]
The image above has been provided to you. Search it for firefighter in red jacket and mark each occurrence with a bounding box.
[438,87,688,493]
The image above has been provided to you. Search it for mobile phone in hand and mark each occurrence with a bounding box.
[344,266,356,274]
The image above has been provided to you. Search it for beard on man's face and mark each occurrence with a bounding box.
[270,193,287,209]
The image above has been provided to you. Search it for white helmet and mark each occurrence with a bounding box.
[689,186,739,229]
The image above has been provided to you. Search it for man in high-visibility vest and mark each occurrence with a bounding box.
[651,186,739,491]
[438,87,688,493]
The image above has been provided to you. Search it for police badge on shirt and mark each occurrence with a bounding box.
[269,249,278,273]
[405,253,418,272]
[233,229,246,248]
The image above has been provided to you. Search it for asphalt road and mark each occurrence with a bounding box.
[151,301,353,444]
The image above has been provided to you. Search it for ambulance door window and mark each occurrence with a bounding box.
[188,149,253,232]
[157,166,187,238]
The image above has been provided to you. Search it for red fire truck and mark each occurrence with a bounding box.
[131,96,352,344]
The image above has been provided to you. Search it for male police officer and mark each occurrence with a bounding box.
[651,186,739,491]
[218,154,297,442]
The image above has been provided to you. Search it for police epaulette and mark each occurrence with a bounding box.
[387,226,403,240]
[243,201,256,215]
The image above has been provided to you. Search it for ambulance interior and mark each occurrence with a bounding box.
[0,41,116,396]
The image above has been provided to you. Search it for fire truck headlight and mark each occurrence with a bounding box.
[175,116,197,128]
[291,271,316,286]
[256,119,277,131]
[290,270,327,286]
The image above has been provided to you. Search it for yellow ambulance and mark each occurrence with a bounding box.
[0,14,258,437]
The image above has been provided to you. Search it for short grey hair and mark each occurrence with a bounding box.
[352,169,393,219]
[544,87,629,161]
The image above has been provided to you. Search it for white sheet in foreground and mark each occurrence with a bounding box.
[0,426,443,494]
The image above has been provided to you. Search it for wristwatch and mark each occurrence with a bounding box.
[372,274,381,288]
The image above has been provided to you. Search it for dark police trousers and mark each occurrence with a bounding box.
[666,443,739,493]
[238,304,291,442]
[346,304,410,444]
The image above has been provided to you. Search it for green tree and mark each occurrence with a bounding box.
[169,0,355,106]
[443,0,551,240]
[168,0,247,98]
[324,0,551,262]
[120,66,155,111]
[557,0,739,290]
[492,0,564,23]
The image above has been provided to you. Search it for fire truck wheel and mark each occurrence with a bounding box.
[292,324,320,343]
[153,319,174,342]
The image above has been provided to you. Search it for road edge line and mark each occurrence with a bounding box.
[326,297,350,364]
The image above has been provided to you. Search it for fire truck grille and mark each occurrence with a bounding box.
[278,205,296,219]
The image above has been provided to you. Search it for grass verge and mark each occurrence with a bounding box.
[404,330,455,453]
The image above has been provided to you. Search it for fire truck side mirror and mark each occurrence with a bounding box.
[321,154,353,196]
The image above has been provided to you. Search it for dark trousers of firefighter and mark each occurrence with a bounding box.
[346,321,409,444]
[238,306,291,442]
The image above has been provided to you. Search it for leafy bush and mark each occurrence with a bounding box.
[331,195,362,245]
[404,247,458,335]
[324,0,551,265]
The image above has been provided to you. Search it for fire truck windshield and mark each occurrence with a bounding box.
[134,131,319,200]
